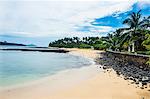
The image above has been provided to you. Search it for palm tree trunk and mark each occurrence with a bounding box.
[128,32,132,52]
[128,45,131,52]
[131,41,135,52]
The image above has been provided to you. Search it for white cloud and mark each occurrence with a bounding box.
[137,0,150,9]
[0,0,137,37]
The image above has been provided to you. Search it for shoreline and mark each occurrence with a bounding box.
[0,49,96,90]
[0,48,150,99]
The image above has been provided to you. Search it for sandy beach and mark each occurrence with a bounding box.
[0,48,150,99]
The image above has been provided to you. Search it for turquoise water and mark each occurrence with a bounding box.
[0,46,92,86]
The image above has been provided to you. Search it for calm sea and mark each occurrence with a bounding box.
[0,46,92,86]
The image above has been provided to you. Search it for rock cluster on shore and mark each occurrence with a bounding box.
[96,52,150,89]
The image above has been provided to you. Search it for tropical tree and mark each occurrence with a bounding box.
[113,29,125,51]
[104,33,116,51]
[122,10,144,52]
[141,16,150,29]
[142,32,150,50]
[104,29,123,51]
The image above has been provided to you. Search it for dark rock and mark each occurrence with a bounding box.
[135,82,139,84]
[103,67,107,70]
[140,87,144,89]
[97,52,150,89]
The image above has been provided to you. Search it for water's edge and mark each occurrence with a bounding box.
[0,51,97,91]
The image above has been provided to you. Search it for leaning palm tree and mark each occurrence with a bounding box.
[122,10,144,52]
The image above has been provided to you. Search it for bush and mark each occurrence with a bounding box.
[142,34,150,50]
[93,44,107,50]
[146,51,150,55]
[137,51,150,55]
[79,44,91,49]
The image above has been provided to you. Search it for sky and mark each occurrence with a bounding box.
[0,0,150,46]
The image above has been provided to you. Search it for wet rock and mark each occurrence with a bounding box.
[103,66,107,70]
[142,76,149,82]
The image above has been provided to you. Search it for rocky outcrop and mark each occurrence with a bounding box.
[97,51,150,89]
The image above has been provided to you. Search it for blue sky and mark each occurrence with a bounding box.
[0,0,149,46]
[91,2,150,29]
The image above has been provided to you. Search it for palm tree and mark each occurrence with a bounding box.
[113,29,125,51]
[103,29,124,51]
[141,16,150,29]
[122,10,144,52]
[73,37,80,43]
[104,33,117,51]
[142,32,150,50]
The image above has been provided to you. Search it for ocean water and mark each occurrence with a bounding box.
[0,46,92,86]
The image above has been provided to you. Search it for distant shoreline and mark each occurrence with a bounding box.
[0,41,26,46]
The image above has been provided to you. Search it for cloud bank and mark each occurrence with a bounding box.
[0,0,142,38]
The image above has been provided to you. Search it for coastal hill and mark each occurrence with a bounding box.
[0,41,36,47]
[0,41,26,46]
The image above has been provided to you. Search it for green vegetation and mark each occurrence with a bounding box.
[142,33,150,50]
[49,10,150,54]
[49,37,107,50]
